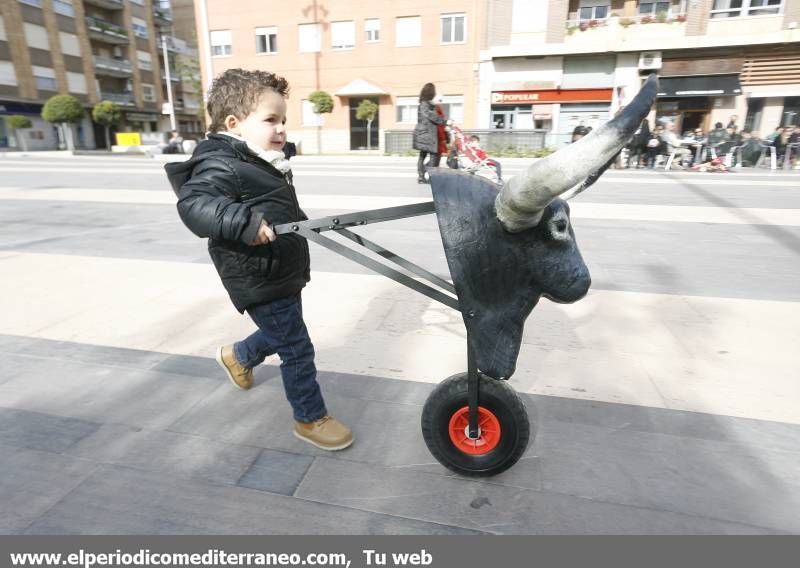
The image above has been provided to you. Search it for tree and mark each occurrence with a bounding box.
[308,90,334,154]
[91,100,122,151]
[41,94,84,150]
[356,99,378,150]
[7,115,32,152]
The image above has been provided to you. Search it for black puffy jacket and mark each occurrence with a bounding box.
[165,134,310,312]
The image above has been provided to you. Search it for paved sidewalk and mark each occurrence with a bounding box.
[1,156,799,534]
[2,333,798,535]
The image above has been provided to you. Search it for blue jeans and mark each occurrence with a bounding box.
[234,294,327,423]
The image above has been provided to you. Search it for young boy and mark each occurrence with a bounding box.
[165,68,353,451]
[467,135,502,180]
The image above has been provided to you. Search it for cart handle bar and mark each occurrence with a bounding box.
[272,201,460,311]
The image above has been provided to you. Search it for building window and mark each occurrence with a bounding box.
[53,0,74,17]
[302,99,324,126]
[395,16,421,47]
[439,95,464,124]
[210,30,232,56]
[440,13,465,44]
[0,61,18,86]
[33,66,57,91]
[131,17,148,39]
[137,50,152,70]
[23,23,50,50]
[298,23,321,53]
[19,0,42,7]
[638,1,672,16]
[364,18,380,42]
[395,96,418,123]
[578,0,610,20]
[66,71,86,94]
[710,0,782,17]
[331,20,355,50]
[256,26,277,54]
[59,32,81,56]
[142,84,156,102]
[130,0,144,5]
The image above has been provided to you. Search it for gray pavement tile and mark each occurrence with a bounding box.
[237,449,315,495]
[294,457,777,535]
[150,353,230,379]
[169,380,436,467]
[0,334,44,355]
[528,420,800,533]
[0,357,222,429]
[0,443,98,534]
[0,407,101,452]
[529,394,800,454]
[15,338,169,371]
[24,465,483,535]
[0,353,32,386]
[65,423,262,485]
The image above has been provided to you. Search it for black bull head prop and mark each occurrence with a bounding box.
[430,75,658,379]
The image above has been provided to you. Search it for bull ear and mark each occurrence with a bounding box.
[495,74,658,232]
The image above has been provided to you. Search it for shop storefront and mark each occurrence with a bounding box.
[655,73,742,133]
[490,88,612,141]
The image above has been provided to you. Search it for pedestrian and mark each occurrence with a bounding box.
[433,95,449,157]
[645,125,664,169]
[727,115,738,130]
[165,68,353,451]
[412,82,445,184]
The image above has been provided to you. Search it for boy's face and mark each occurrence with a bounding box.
[227,90,287,152]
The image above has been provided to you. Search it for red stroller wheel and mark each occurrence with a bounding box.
[448,406,502,455]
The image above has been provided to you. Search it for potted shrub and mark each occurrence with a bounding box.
[676,14,687,22]
[588,19,599,28]
[579,21,589,31]
[641,15,653,24]
[619,17,635,27]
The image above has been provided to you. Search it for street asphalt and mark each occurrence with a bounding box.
[0,152,798,534]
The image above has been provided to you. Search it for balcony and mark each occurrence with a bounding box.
[93,56,133,77]
[153,7,173,27]
[563,13,687,49]
[83,0,123,10]
[99,91,135,106]
[160,69,180,82]
[85,16,129,45]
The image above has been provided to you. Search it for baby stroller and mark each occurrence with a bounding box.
[448,125,502,184]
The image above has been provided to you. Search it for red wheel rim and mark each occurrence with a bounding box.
[448,406,501,455]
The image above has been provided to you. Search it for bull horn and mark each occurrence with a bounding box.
[495,74,658,232]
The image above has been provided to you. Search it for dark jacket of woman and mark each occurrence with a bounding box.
[412,100,445,154]
[165,134,310,313]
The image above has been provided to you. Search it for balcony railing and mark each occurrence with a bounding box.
[160,69,180,82]
[83,0,124,10]
[93,56,133,77]
[153,7,173,26]
[99,92,136,106]
[565,13,687,33]
[85,16,129,44]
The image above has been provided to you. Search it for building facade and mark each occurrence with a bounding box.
[194,0,486,153]
[481,0,800,144]
[0,0,202,150]
[191,0,800,153]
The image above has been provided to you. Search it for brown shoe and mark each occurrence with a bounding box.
[215,345,253,390]
[294,415,354,451]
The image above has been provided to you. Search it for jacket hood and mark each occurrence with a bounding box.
[164,134,253,197]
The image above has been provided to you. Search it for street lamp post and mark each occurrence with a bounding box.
[161,33,177,131]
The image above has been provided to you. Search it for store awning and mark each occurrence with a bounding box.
[657,74,742,98]
[334,79,389,97]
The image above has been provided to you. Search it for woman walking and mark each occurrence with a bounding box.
[412,83,445,184]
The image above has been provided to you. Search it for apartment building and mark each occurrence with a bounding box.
[0,0,202,150]
[482,0,800,143]
[195,0,799,153]
[195,0,484,153]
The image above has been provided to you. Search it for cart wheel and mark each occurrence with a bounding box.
[421,372,533,477]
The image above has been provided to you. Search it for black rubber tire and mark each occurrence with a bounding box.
[421,372,533,477]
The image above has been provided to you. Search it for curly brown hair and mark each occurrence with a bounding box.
[206,68,289,133]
